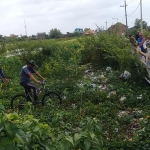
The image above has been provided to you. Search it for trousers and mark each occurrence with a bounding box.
[20,82,38,102]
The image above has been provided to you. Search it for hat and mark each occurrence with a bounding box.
[129,34,132,37]
[27,60,37,67]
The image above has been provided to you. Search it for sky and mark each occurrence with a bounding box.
[0,0,149,36]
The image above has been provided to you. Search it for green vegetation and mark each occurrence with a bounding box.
[0,32,150,149]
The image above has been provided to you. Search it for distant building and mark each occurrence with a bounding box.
[108,22,128,35]
[9,34,18,38]
[74,28,84,34]
[83,29,96,35]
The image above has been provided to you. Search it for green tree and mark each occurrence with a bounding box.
[0,41,6,54]
[37,32,48,39]
[134,18,148,29]
[49,28,62,38]
[84,28,90,32]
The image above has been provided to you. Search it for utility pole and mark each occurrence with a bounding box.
[120,0,128,32]
[100,26,103,31]
[24,19,27,36]
[104,20,108,30]
[140,0,143,32]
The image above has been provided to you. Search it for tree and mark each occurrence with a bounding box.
[0,41,6,54]
[134,18,148,29]
[36,32,48,39]
[21,35,28,38]
[84,28,90,32]
[49,28,62,38]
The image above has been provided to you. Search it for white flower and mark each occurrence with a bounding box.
[120,96,126,102]
[90,84,96,88]
[106,67,112,72]
[63,96,67,100]
[137,94,142,99]
[71,104,76,109]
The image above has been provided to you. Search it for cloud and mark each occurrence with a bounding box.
[0,0,149,36]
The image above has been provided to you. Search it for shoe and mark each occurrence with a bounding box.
[33,100,41,105]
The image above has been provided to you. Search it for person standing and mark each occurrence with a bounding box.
[135,31,140,43]
[137,34,147,53]
[0,62,8,86]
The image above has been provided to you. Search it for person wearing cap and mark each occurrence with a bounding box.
[20,60,45,104]
[137,34,147,53]
[0,62,8,86]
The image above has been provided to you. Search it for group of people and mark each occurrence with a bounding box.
[129,31,148,62]
[0,60,45,105]
[129,31,150,81]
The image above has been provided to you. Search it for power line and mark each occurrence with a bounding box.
[112,1,126,19]
[142,18,150,19]
[128,16,138,18]
[126,0,134,4]
[128,2,140,16]
[112,18,118,23]
[113,7,121,18]
[120,16,126,22]
[127,0,138,5]
[110,0,139,28]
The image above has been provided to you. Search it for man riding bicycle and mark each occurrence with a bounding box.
[20,60,45,105]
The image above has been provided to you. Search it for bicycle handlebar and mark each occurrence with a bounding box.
[41,80,46,85]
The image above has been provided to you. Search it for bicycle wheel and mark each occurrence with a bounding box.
[42,92,62,107]
[11,94,27,110]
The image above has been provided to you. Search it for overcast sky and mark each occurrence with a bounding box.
[0,0,149,36]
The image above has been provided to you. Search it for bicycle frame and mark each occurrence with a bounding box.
[25,80,49,99]
[38,81,50,95]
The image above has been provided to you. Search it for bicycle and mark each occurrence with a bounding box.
[10,80,62,110]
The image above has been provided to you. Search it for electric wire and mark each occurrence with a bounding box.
[127,0,138,5]
[113,7,121,18]
[126,0,134,4]
[111,1,126,20]
[128,2,140,16]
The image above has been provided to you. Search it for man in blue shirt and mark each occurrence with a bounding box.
[20,60,45,104]
[0,62,8,86]
[138,34,147,53]
[135,31,140,43]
